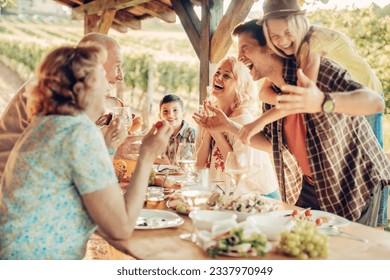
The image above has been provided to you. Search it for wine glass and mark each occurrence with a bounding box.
[224,151,248,199]
[176,142,196,184]
[180,168,212,242]
[113,106,133,134]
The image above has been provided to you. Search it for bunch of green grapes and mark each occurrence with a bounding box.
[277,220,329,259]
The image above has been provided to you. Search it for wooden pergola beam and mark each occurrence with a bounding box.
[68,0,255,104]
[115,11,141,30]
[98,9,117,34]
[53,0,83,6]
[112,22,128,33]
[69,0,83,5]
[135,2,176,23]
[74,0,150,16]
[84,13,99,34]
[53,0,83,7]
[171,0,200,59]
[210,0,255,63]
[199,0,211,104]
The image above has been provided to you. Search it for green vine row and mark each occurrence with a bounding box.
[0,39,199,103]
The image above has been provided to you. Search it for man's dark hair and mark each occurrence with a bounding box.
[232,19,267,48]
[159,94,184,109]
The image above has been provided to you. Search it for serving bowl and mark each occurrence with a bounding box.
[189,210,237,231]
[247,215,296,241]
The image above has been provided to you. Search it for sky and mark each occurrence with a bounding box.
[250,0,390,12]
[303,0,390,10]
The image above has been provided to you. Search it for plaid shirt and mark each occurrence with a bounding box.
[263,58,390,221]
[164,120,196,164]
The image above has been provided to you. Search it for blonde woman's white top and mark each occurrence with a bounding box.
[208,111,278,196]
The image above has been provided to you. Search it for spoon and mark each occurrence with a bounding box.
[215,184,225,194]
[319,226,369,243]
[215,184,236,197]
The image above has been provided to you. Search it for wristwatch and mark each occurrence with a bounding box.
[322,93,335,113]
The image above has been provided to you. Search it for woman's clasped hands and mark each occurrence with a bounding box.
[193,101,231,132]
[192,100,212,126]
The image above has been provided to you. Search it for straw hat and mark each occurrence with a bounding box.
[262,0,306,20]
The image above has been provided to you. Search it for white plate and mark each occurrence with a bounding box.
[219,208,277,223]
[135,209,184,229]
[219,210,254,222]
[265,210,350,228]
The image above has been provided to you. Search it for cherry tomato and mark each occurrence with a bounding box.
[291,209,299,217]
[155,121,163,129]
[304,209,312,216]
[315,218,323,226]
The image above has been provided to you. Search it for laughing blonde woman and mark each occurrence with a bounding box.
[194,56,280,200]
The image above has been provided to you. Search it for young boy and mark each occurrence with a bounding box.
[157,94,196,165]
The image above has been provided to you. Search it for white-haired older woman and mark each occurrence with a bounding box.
[194,56,280,199]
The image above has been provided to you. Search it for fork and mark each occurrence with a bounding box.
[158,167,173,173]
[329,226,369,243]
[161,173,169,188]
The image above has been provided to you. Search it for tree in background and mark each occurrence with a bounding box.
[306,5,389,113]
[0,0,16,8]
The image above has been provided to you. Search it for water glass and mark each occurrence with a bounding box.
[180,168,212,243]
[145,186,165,210]
[113,106,133,134]
[176,143,196,184]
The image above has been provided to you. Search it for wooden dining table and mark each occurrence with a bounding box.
[96,197,389,260]
[83,167,390,260]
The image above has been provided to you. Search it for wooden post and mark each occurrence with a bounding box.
[142,55,154,129]
[171,0,201,59]
[98,9,117,34]
[208,0,223,99]
[84,13,99,34]
[199,0,211,105]
[210,0,255,63]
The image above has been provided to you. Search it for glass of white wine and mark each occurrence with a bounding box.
[176,142,197,185]
[180,168,212,242]
[224,151,248,198]
[113,106,133,135]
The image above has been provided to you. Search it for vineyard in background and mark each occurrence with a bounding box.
[0,15,201,122]
[0,6,389,149]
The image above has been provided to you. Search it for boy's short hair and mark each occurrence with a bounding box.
[159,94,184,110]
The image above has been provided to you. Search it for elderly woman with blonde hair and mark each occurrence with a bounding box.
[194,56,280,199]
[0,44,172,259]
